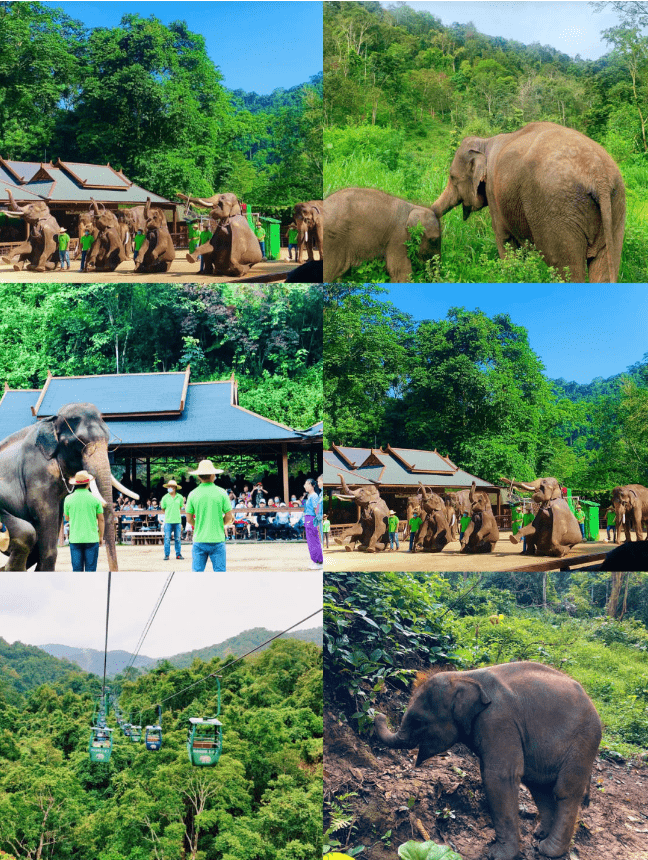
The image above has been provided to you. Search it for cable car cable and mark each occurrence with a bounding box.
[125,571,176,673]
[101,571,112,703]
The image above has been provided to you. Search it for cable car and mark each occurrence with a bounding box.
[89,725,114,762]
[145,724,162,751]
[187,717,222,766]
[130,724,142,743]
[122,722,132,737]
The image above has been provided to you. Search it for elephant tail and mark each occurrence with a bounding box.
[598,186,618,283]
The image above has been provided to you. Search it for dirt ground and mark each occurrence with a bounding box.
[324,708,648,860]
[2,539,315,572]
[325,531,613,572]
[0,249,303,283]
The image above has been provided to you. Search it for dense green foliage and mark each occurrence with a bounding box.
[324,1,648,281]
[324,572,648,757]
[0,638,322,859]
[324,285,648,498]
[0,3,322,206]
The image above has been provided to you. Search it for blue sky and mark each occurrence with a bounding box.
[381,1,623,60]
[380,285,648,384]
[45,1,323,94]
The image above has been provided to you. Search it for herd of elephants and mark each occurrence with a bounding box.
[333,472,648,559]
[2,121,629,282]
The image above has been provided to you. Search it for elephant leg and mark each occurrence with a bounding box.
[530,224,588,282]
[385,243,413,283]
[35,234,57,272]
[186,241,213,264]
[510,522,535,544]
[0,513,37,572]
[460,521,474,551]
[481,757,523,860]
[526,782,555,841]
[334,524,363,546]
[538,793,583,858]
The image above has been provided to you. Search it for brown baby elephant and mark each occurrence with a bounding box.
[324,187,441,283]
[374,662,602,860]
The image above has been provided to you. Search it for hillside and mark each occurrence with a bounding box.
[40,644,155,677]
[0,637,94,702]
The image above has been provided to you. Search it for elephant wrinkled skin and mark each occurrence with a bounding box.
[0,403,138,571]
[374,662,602,860]
[413,483,450,552]
[134,199,175,273]
[294,200,323,263]
[611,483,648,542]
[84,200,128,271]
[324,187,441,283]
[461,481,499,552]
[185,192,262,276]
[333,473,389,552]
[432,122,625,282]
[506,476,581,556]
[2,189,61,271]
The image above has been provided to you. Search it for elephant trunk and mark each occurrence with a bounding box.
[431,180,460,218]
[144,197,151,219]
[418,481,430,500]
[338,473,358,500]
[373,714,413,748]
[6,189,24,214]
[83,439,118,571]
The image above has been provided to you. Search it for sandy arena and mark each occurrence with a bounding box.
[324,530,615,571]
[0,249,305,283]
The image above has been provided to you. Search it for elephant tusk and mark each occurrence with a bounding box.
[332,493,356,501]
[111,475,139,500]
[89,478,107,506]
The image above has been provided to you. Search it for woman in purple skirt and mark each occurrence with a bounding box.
[303,478,323,569]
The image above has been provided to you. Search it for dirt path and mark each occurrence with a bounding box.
[325,531,613,572]
[0,250,303,283]
[2,540,316,572]
[325,711,648,860]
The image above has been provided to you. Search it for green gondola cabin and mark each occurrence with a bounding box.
[130,724,142,743]
[89,726,114,762]
[187,717,222,767]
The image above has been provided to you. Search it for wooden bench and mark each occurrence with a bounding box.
[128,531,164,546]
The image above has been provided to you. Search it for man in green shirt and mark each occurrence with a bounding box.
[387,509,400,551]
[161,478,185,561]
[254,220,266,258]
[605,506,617,542]
[63,470,104,571]
[133,228,147,261]
[79,230,95,270]
[58,229,70,269]
[575,503,586,539]
[185,460,233,571]
[199,226,213,273]
[287,223,298,260]
[408,511,422,552]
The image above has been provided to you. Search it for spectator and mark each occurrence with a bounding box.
[161,479,185,561]
[63,470,104,571]
[575,503,586,539]
[185,460,233,571]
[251,482,268,508]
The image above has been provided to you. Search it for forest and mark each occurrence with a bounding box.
[0,282,323,481]
[0,636,323,859]
[324,0,648,282]
[0,2,323,208]
[323,572,648,859]
[324,285,648,503]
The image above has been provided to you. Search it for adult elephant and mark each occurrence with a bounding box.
[414,483,450,552]
[611,484,648,542]
[185,192,262,276]
[507,476,581,557]
[134,199,175,273]
[294,200,323,263]
[374,662,601,860]
[332,473,389,552]
[2,189,61,271]
[461,481,499,553]
[432,122,625,282]
[324,187,441,283]
[84,200,128,272]
[0,403,138,571]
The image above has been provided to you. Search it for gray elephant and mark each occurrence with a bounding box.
[134,199,175,273]
[0,403,138,571]
[506,476,581,557]
[294,200,323,262]
[84,200,128,272]
[432,122,625,282]
[2,189,61,271]
[374,662,601,860]
[414,483,450,552]
[333,473,389,552]
[461,481,499,552]
[324,187,441,283]
[611,484,648,542]
[444,487,491,541]
[185,192,262,276]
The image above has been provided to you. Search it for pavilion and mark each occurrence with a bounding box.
[0,369,322,501]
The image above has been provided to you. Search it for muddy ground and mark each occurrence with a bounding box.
[324,705,648,860]
[0,249,305,283]
[325,531,613,572]
[3,539,315,572]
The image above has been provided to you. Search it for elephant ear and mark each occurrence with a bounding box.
[35,417,59,460]
[451,678,491,734]
[469,151,487,200]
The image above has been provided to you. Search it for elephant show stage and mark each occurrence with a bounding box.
[325,531,616,572]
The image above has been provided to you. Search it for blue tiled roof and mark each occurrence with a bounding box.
[37,374,187,417]
[0,390,39,440]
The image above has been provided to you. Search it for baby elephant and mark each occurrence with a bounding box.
[374,662,601,860]
[324,187,441,283]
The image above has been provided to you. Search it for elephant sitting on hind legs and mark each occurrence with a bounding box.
[504,476,581,557]
[332,473,389,552]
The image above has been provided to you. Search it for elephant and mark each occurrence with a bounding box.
[185,193,262,276]
[611,484,648,542]
[597,540,648,570]
[461,481,499,553]
[84,200,128,271]
[444,487,491,541]
[506,476,581,557]
[0,403,138,571]
[323,187,441,283]
[431,122,626,282]
[134,199,175,273]
[117,204,147,255]
[332,473,389,552]
[294,200,323,263]
[374,662,601,860]
[2,189,61,271]
[413,483,450,552]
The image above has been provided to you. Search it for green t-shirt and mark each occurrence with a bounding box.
[58,232,70,250]
[80,233,95,251]
[161,491,185,524]
[322,519,330,533]
[255,225,265,240]
[134,232,147,250]
[388,514,399,532]
[575,509,585,524]
[64,488,102,543]
[607,510,616,525]
[200,229,212,244]
[185,482,232,543]
[409,516,422,533]
[288,228,298,243]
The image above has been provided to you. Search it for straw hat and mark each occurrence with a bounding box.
[189,459,224,477]
[70,470,93,485]
[389,509,395,515]
[163,479,179,488]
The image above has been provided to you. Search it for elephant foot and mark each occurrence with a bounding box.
[537,835,570,858]
[509,534,520,544]
[2,256,11,265]
[533,825,550,841]
[12,264,23,271]
[344,544,353,552]
[34,266,46,272]
[186,253,197,263]
[485,841,520,860]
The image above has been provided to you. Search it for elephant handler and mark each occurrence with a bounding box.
[185,460,233,572]
[161,479,185,561]
[63,470,104,572]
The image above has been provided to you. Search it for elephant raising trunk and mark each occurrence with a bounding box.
[333,473,389,552]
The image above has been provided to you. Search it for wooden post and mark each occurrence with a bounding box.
[146,457,151,497]
[282,443,289,504]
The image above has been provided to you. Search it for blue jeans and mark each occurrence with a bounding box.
[288,242,297,259]
[192,541,226,571]
[80,250,88,270]
[164,522,182,558]
[579,523,585,538]
[59,249,70,268]
[70,542,99,571]
[607,525,616,541]
[389,531,399,550]
[259,240,266,257]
